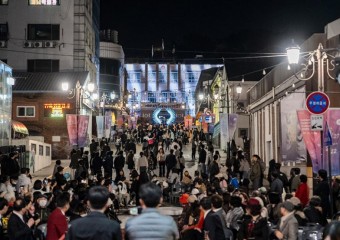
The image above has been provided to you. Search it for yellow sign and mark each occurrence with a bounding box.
[44,103,71,109]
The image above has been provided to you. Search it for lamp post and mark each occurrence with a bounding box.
[62,81,95,147]
[287,42,337,217]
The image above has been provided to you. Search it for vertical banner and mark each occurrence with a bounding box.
[96,116,104,139]
[202,122,208,133]
[324,109,340,176]
[117,116,124,129]
[104,111,112,138]
[297,110,322,172]
[66,114,78,146]
[281,89,307,162]
[77,115,89,148]
[228,114,238,141]
[220,112,229,151]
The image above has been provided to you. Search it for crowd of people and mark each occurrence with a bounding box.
[0,123,340,240]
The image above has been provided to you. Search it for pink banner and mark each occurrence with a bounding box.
[66,114,78,146]
[297,110,322,172]
[297,109,340,175]
[105,111,112,138]
[78,115,89,148]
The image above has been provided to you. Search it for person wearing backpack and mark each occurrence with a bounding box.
[275,163,289,193]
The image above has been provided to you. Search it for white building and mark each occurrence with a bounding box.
[0,0,98,83]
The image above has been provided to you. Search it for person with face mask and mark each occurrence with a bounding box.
[46,192,70,240]
[35,194,51,226]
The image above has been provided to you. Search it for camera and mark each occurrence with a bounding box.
[33,213,40,221]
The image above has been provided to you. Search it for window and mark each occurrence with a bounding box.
[171,71,178,82]
[29,0,60,5]
[46,146,50,156]
[127,71,141,83]
[169,92,177,103]
[39,145,43,156]
[148,92,156,103]
[186,71,200,83]
[0,0,8,5]
[0,23,8,40]
[148,71,156,82]
[27,59,59,72]
[17,106,35,117]
[158,72,166,83]
[27,24,60,40]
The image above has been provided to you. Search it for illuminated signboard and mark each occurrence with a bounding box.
[44,103,71,118]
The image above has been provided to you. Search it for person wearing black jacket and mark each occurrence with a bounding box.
[103,151,114,179]
[303,196,328,226]
[209,155,220,182]
[8,198,36,240]
[165,149,177,178]
[114,151,125,178]
[313,169,331,218]
[91,152,103,177]
[198,145,207,175]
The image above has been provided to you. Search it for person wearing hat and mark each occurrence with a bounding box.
[274,201,298,240]
[288,197,308,227]
[35,194,51,225]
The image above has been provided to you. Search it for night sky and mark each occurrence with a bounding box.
[100,0,340,79]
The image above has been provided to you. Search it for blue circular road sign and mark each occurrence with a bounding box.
[306,91,330,114]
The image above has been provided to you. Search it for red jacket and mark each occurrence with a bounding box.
[46,208,68,240]
[295,182,309,207]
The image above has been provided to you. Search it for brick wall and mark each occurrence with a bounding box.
[13,92,76,159]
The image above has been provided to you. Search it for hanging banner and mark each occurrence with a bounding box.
[297,110,322,172]
[66,114,78,146]
[324,109,340,176]
[228,114,238,141]
[220,112,229,151]
[77,115,89,148]
[184,115,193,130]
[105,111,112,138]
[281,89,307,162]
[96,116,104,139]
[117,116,124,129]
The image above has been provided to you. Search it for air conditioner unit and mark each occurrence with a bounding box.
[34,41,43,48]
[44,41,56,48]
[0,41,6,48]
[24,41,34,48]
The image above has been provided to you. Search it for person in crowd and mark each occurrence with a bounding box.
[267,159,276,186]
[91,152,103,177]
[157,148,166,177]
[269,171,284,199]
[267,192,281,225]
[249,155,262,190]
[34,194,50,225]
[304,195,328,226]
[46,192,70,240]
[178,151,185,181]
[274,163,289,193]
[67,186,121,240]
[137,151,148,174]
[225,195,244,236]
[7,152,20,177]
[17,168,31,194]
[209,154,220,182]
[69,149,80,180]
[289,168,301,193]
[198,145,207,175]
[323,221,340,240]
[53,160,62,177]
[165,149,177,178]
[126,150,135,173]
[103,151,114,179]
[8,197,38,240]
[239,155,250,180]
[314,169,331,218]
[54,166,66,186]
[114,151,125,178]
[288,197,308,227]
[238,198,269,240]
[274,201,298,240]
[0,198,8,239]
[191,139,197,160]
[125,182,179,240]
[295,174,309,207]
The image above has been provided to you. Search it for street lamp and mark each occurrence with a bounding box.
[236,84,242,94]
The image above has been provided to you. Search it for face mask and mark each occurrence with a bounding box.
[39,199,48,207]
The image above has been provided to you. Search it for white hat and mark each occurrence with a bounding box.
[191,188,200,195]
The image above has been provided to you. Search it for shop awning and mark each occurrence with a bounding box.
[12,120,29,135]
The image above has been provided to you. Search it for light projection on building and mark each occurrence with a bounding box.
[152,108,176,125]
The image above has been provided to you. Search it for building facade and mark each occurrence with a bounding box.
[125,62,220,124]
[0,0,98,83]
[248,19,340,178]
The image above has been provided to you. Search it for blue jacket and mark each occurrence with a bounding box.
[125,208,179,240]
